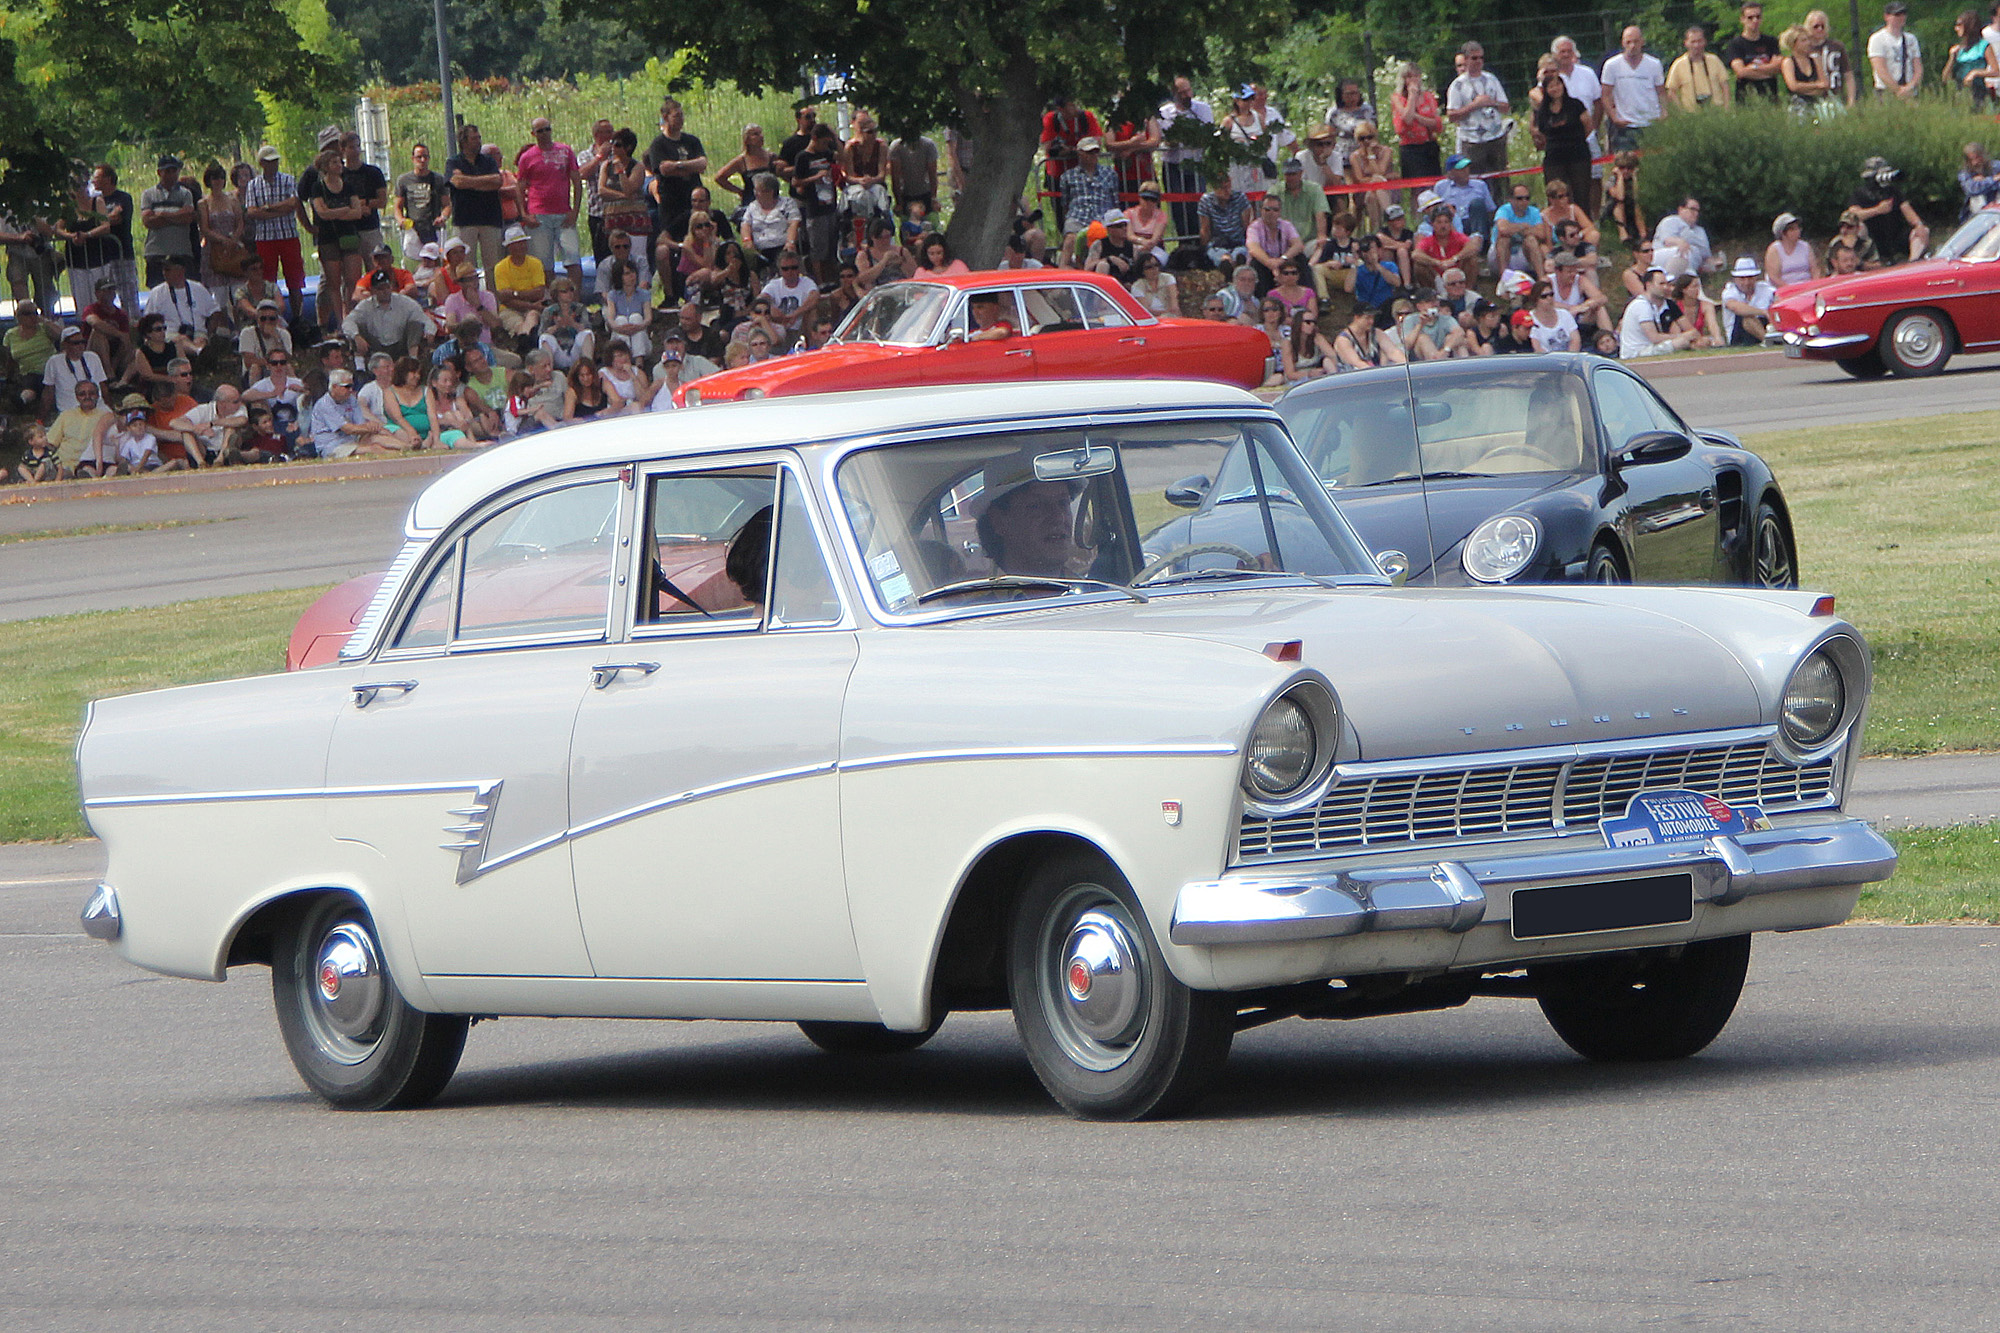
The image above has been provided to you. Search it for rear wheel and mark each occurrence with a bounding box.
[798,1018,943,1055]
[1585,544,1626,584]
[1834,347,1886,379]
[1879,309,1954,377]
[272,894,467,1110]
[1008,851,1234,1120]
[1751,502,1796,588]
[1532,935,1751,1062]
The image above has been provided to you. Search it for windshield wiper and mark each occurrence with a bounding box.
[914,575,1148,605]
[1343,470,1491,488]
[1137,568,1336,589]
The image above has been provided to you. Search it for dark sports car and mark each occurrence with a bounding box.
[1144,355,1797,588]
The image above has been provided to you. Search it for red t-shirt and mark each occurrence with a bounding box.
[1418,226,1468,262]
[515,143,578,216]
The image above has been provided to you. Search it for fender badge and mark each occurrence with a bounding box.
[1161,800,1183,827]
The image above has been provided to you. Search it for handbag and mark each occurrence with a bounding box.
[208,239,251,279]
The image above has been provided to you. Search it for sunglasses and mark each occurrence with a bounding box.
[258,313,279,321]
[781,264,800,271]
[268,358,289,365]
[612,241,630,249]
[1355,134,1377,142]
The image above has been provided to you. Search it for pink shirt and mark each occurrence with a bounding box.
[516,142,579,215]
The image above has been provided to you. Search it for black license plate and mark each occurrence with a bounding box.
[1511,874,1694,940]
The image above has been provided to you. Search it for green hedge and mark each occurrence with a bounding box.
[1636,97,1994,241]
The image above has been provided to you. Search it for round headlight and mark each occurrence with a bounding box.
[1782,650,1846,748]
[1461,514,1540,583]
[683,386,703,407]
[1246,697,1316,798]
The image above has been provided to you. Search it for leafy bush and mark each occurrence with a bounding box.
[1636,96,1991,241]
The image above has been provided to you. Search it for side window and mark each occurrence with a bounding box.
[1019,286,1085,333]
[1592,370,1667,454]
[457,479,621,643]
[392,547,457,650]
[1074,287,1134,329]
[641,466,779,628]
[770,471,844,627]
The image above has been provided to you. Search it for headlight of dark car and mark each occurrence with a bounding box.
[1461,514,1540,583]
[1242,681,1339,808]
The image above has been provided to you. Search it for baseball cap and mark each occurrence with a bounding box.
[369,270,396,288]
[1884,1,1907,13]
[60,325,84,341]
[1102,209,1127,226]
[1446,155,1471,170]
[1645,263,1668,276]
[1282,157,1303,173]
[1077,136,1103,152]
[1384,203,1405,219]
[316,124,343,148]
[95,276,118,291]
[256,297,281,311]
[418,242,442,260]
[328,369,354,387]
[1839,207,1864,225]
[1732,255,1762,276]
[1510,309,1534,330]
[256,144,281,162]
[157,154,181,170]
[503,225,529,245]
[1771,211,1800,237]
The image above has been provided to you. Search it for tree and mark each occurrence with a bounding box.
[0,36,72,219]
[584,0,1295,265]
[327,0,647,86]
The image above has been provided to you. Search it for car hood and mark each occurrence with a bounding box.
[692,341,908,399]
[1330,475,1574,583]
[978,586,1764,759]
[1775,259,1957,312]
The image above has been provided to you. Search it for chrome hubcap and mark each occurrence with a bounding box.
[1893,315,1944,365]
[1041,888,1149,1071]
[1754,516,1794,588]
[305,920,386,1063]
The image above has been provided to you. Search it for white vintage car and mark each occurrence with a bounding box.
[76,381,1896,1120]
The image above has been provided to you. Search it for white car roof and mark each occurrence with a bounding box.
[406,379,1267,536]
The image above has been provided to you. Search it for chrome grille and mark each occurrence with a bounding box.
[1236,741,1838,863]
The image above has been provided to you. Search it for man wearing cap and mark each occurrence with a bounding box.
[1247,195,1304,290]
[516,118,584,292]
[1721,255,1778,344]
[1277,154,1330,244]
[1414,195,1482,287]
[491,226,548,340]
[142,255,221,352]
[138,156,198,289]
[1086,211,1139,279]
[4,303,56,414]
[1057,137,1120,259]
[1157,78,1214,239]
[43,323,106,416]
[1870,1,1923,97]
[1850,156,1928,261]
[394,143,452,259]
[343,270,432,361]
[350,245,416,303]
[244,147,307,323]
[238,298,294,381]
[309,368,399,459]
[1621,265,1701,357]
[1374,204,1416,286]
[1432,157,1497,244]
[1446,41,1512,177]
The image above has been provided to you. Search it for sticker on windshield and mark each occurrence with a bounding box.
[1599,789,1769,849]
[869,549,914,608]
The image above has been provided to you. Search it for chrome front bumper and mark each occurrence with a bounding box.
[80,883,122,941]
[1170,818,1895,946]
[1774,329,1872,354]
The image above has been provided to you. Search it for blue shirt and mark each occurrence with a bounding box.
[1434,176,1495,232]
[1354,256,1400,310]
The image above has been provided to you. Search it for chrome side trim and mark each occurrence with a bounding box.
[84,780,505,809]
[838,743,1238,772]
[565,761,840,843]
[81,883,121,941]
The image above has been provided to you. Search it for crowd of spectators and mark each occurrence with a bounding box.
[7,2,2000,479]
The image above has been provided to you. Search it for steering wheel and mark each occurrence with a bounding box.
[1480,445,1555,467]
[1136,542,1262,584]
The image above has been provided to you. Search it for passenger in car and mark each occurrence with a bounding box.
[725,506,773,605]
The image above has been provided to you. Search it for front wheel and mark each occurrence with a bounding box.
[1834,347,1886,379]
[1007,851,1234,1120]
[1750,501,1796,588]
[1879,309,1954,377]
[1532,934,1751,1062]
[798,1018,944,1055]
[272,894,468,1110]
[1585,544,1627,584]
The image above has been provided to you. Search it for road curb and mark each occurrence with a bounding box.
[2,452,463,507]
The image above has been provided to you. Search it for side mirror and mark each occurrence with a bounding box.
[940,328,966,347]
[1615,430,1693,468]
[1374,550,1411,586]
[1164,474,1212,509]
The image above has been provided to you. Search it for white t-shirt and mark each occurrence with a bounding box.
[743,197,802,251]
[1529,306,1579,353]
[358,380,389,418]
[1619,294,1667,358]
[176,399,244,448]
[1447,71,1510,146]
[649,376,681,411]
[1722,278,1778,341]
[760,275,816,329]
[1868,27,1921,88]
[1601,53,1666,126]
[249,375,304,408]
[42,350,106,414]
[115,425,159,468]
[1294,146,1347,190]
[143,280,220,333]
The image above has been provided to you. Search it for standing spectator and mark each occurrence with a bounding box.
[516,118,583,293]
[1157,78,1213,240]
[1390,64,1444,185]
[1550,36,1606,214]
[53,180,109,320]
[1105,102,1161,200]
[1324,78,1377,166]
[1275,157,1329,245]
[1807,10,1860,106]
[841,111,894,231]
[1961,142,2000,216]
[1489,182,1547,279]
[1245,196,1303,289]
[1039,95,1102,197]
[1532,68,1595,209]
[1784,23,1838,112]
[309,149,367,335]
[93,164,140,317]
[1223,86,1280,199]
[792,123,842,282]
[447,124,507,281]
[1654,196,1715,277]
[1446,42,1511,177]
[1850,156,1929,261]
[1947,10,1997,102]
[1721,256,1777,344]
[887,131,941,217]
[1433,157,1496,242]
[1668,26,1734,109]
[1,214,58,317]
[340,132,390,261]
[1727,3,1784,99]
[1601,26,1668,151]
[138,155,197,290]
[1197,174,1251,269]
[714,124,777,210]
[394,144,451,260]
[574,119,616,263]
[1870,1,1923,97]
[596,130,654,287]
[1345,123,1395,228]
[1058,138,1120,258]
[777,105,819,183]
[645,99,709,238]
[195,164,248,317]
[1621,266,1701,356]
[1765,212,1824,286]
[244,146,307,323]
[492,225,548,341]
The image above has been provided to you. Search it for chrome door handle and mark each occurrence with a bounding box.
[591,661,660,688]
[1118,336,1149,346]
[352,680,417,708]
[1004,348,1033,357]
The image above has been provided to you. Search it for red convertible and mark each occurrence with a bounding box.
[1769,206,2000,377]
[678,271,1271,406]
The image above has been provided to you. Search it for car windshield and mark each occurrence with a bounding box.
[1934,209,2000,261]
[1276,366,1589,488]
[835,419,1379,614]
[830,282,951,346]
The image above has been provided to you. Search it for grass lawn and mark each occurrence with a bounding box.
[0,587,324,843]
[1863,824,2000,924]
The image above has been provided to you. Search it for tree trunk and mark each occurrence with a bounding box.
[946,46,1047,269]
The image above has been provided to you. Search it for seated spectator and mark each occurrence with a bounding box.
[564,357,621,421]
[1344,122,1395,227]
[1850,155,1928,262]
[1549,251,1608,335]
[1620,265,1702,357]
[427,361,486,446]
[1765,211,1824,287]
[1549,219,1595,266]
[1352,234,1403,315]
[1086,213,1139,281]
[238,298,294,380]
[441,267,507,351]
[409,241,445,294]
[855,220,913,289]
[1198,175,1250,270]
[118,315,179,392]
[760,250,818,339]
[1490,183,1548,278]
[1307,211,1360,298]
[675,303,729,363]
[1620,239,1655,297]
[1128,182,1171,261]
[1605,150,1643,244]
[82,277,131,370]
[1829,209,1882,268]
[491,225,548,341]
[1828,240,1864,274]
[538,278,597,370]
[242,349,306,451]
[1524,279,1581,352]
[649,341,688,410]
[1413,196,1481,286]
[1539,180,1598,249]
[1433,156,1496,242]
[1399,285,1468,359]
[146,363,202,466]
[343,270,432,361]
[95,393,165,472]
[1199,293,1229,321]
[5,303,56,414]
[1653,196,1715,277]
[1961,142,1999,217]
[602,261,655,362]
[1665,273,1722,347]
[1331,304,1405,370]
[1375,205,1416,287]
[996,234,1044,271]
[1129,252,1178,315]
[1464,299,1506,354]
[350,245,416,304]
[1255,297,1295,386]
[1269,260,1315,317]
[358,352,396,418]
[505,351,565,435]
[1217,263,1262,322]
[50,379,113,475]
[457,342,508,427]
[1246,197,1303,291]
[741,173,801,272]
[916,232,971,277]
[1721,255,1777,344]
[14,422,61,483]
[598,338,651,413]
[141,256,220,358]
[1439,267,1475,324]
[165,382,247,465]
[309,368,399,458]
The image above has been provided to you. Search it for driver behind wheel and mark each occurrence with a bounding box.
[976,479,1085,576]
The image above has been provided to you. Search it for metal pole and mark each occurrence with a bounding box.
[1848,0,1863,72]
[434,0,456,154]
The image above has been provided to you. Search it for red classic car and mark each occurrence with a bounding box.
[1769,206,2000,377]
[677,271,1272,406]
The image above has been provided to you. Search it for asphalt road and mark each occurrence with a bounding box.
[4,853,1997,1331]
[1651,349,2000,432]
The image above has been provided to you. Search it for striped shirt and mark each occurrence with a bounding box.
[244,172,300,243]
